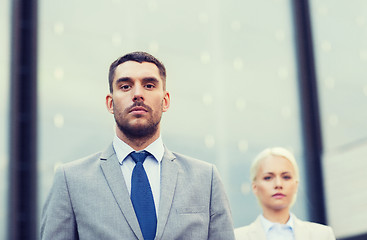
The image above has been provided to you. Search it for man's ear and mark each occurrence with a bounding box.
[162,91,170,112]
[106,94,114,114]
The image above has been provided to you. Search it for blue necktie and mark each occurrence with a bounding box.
[130,151,157,240]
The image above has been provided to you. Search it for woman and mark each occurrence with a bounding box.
[235,147,335,240]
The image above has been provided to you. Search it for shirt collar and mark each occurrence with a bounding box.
[113,134,165,164]
[260,213,294,233]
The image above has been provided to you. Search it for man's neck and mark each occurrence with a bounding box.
[116,130,160,151]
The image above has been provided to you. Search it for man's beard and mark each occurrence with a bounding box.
[113,102,162,141]
[115,116,160,140]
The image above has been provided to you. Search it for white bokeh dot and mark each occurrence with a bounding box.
[204,135,215,148]
[198,12,209,24]
[236,98,246,111]
[277,67,289,80]
[149,42,159,54]
[231,21,241,32]
[275,30,285,42]
[281,106,291,119]
[355,16,366,26]
[241,182,251,195]
[363,85,367,96]
[328,114,339,127]
[202,93,213,106]
[54,67,64,80]
[321,40,332,52]
[0,154,7,171]
[112,34,122,46]
[148,0,157,11]
[233,58,244,71]
[238,140,249,153]
[324,76,335,89]
[53,22,64,35]
[317,5,328,16]
[359,50,367,61]
[200,52,211,64]
[54,114,65,128]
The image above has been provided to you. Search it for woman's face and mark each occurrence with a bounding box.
[252,155,298,212]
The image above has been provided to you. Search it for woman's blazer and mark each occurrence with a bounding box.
[234,215,335,240]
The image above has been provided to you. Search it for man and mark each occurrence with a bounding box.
[40,51,235,240]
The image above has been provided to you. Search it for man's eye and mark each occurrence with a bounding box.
[120,85,130,90]
[145,84,155,89]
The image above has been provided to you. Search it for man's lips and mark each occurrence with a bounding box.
[272,193,286,199]
[129,106,148,114]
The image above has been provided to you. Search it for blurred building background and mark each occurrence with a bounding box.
[1,0,367,239]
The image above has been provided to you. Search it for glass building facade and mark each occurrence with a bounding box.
[2,0,367,239]
[310,0,367,238]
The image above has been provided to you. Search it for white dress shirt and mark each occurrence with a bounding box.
[113,134,164,216]
[260,214,295,240]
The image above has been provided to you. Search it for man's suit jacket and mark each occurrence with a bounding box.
[234,215,335,240]
[41,144,235,240]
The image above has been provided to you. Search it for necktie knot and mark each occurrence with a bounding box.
[130,151,149,164]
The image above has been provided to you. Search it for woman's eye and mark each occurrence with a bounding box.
[283,175,292,180]
[263,176,271,180]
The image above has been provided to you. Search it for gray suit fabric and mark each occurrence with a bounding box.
[41,144,235,240]
[234,215,335,240]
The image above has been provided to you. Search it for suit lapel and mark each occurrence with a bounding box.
[155,147,178,240]
[99,144,143,240]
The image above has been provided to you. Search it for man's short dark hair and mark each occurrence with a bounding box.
[108,51,167,93]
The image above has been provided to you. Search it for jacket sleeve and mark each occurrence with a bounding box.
[208,165,235,240]
[40,165,78,240]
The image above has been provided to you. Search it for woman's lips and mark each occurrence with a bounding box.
[272,193,286,199]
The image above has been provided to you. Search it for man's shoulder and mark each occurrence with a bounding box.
[61,144,114,170]
[63,151,103,167]
[169,150,213,168]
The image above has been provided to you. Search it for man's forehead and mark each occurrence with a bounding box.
[117,60,158,70]
[114,61,161,78]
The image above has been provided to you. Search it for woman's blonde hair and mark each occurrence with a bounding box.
[250,147,299,183]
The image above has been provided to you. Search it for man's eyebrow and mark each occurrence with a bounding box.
[115,77,132,85]
[142,77,159,83]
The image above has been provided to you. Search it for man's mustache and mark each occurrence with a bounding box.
[127,102,152,112]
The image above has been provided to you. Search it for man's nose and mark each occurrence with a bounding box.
[132,85,144,101]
